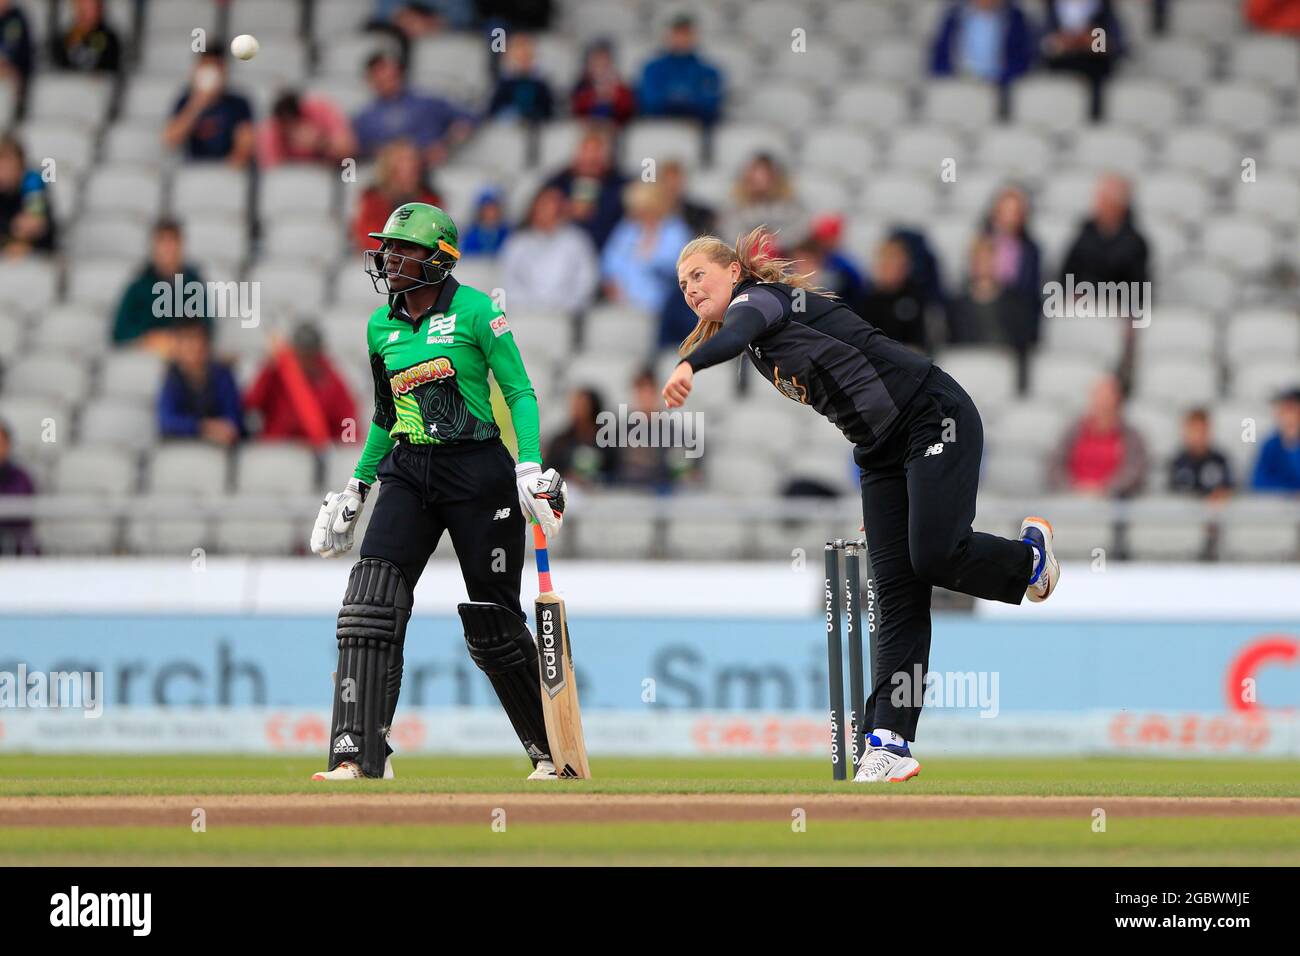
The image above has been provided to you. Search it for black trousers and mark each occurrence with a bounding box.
[854,366,1031,742]
[360,438,526,618]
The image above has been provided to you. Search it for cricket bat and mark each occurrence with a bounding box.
[532,524,591,779]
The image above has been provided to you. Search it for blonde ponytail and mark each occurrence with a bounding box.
[677,226,824,356]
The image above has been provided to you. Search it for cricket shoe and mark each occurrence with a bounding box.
[527,758,558,780]
[853,737,921,783]
[311,756,395,781]
[1021,516,1060,603]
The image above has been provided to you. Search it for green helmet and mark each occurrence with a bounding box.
[363,202,461,294]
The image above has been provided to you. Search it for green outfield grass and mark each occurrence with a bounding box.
[3,818,1298,867]
[1,754,1298,798]
[3,755,1296,865]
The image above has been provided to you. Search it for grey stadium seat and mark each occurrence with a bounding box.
[920,79,998,133]
[1201,218,1276,277]
[1159,126,1240,181]
[261,164,336,218]
[4,352,94,405]
[171,166,250,218]
[731,81,821,133]
[1201,83,1276,136]
[1133,356,1219,405]
[1068,125,1152,176]
[0,258,57,312]
[410,36,490,104]
[889,125,965,176]
[1135,170,1211,225]
[972,127,1053,179]
[1107,78,1183,135]
[454,121,531,177]
[1172,0,1245,39]
[214,518,302,556]
[234,444,318,494]
[0,395,74,457]
[801,128,878,182]
[148,443,229,495]
[1138,37,1214,89]
[937,348,1019,409]
[1228,357,1300,403]
[1227,35,1300,90]
[621,120,705,170]
[665,515,751,560]
[26,74,113,125]
[1028,352,1110,409]
[84,165,164,220]
[53,446,137,494]
[100,350,167,401]
[1125,518,1208,561]
[17,121,95,172]
[1013,76,1089,133]
[1226,309,1300,364]
[71,219,150,261]
[712,123,793,174]
[68,258,143,311]
[30,306,110,358]
[1229,177,1300,228]
[828,82,908,131]
[78,398,158,451]
[103,122,167,166]
[227,0,302,38]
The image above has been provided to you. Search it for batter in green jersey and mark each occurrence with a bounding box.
[309,202,569,782]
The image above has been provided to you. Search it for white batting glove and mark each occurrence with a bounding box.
[515,462,566,539]
[310,478,370,558]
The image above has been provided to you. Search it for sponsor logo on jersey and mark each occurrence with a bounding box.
[490,315,510,337]
[390,356,456,395]
[924,443,944,457]
[732,293,750,303]
[771,365,809,404]
[427,313,457,341]
[387,330,400,343]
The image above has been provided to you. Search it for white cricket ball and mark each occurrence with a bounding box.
[231,34,260,61]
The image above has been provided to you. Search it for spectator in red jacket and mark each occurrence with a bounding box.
[244,325,358,446]
[1245,0,1300,35]
[1050,373,1148,497]
[351,139,442,251]
[570,38,635,126]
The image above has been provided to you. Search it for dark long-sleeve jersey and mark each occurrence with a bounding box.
[682,279,934,453]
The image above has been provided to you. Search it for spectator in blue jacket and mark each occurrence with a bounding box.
[460,188,510,256]
[638,14,724,125]
[1251,389,1300,493]
[158,320,245,446]
[930,0,1037,102]
[353,52,476,164]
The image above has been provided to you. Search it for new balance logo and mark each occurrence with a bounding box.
[493,508,511,520]
[333,734,359,754]
[923,443,944,457]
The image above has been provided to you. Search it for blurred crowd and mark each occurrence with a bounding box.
[1,0,1299,556]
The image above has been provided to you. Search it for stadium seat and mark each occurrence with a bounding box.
[920,79,998,133]
[228,0,302,38]
[972,127,1053,179]
[731,80,821,132]
[234,444,318,494]
[800,128,878,182]
[143,0,218,38]
[148,443,229,495]
[262,215,346,267]
[1201,217,1276,278]
[1263,128,1300,176]
[1227,357,1300,403]
[582,305,654,357]
[70,220,151,262]
[30,306,111,358]
[536,119,588,173]
[1211,399,1271,481]
[317,33,399,79]
[1228,177,1300,228]
[1201,83,1277,136]
[1066,125,1152,176]
[125,516,213,556]
[84,165,165,220]
[171,166,250,218]
[1013,77,1090,132]
[261,165,336,218]
[532,33,583,91]
[712,123,794,174]
[53,446,137,495]
[1039,169,1102,220]
[0,312,22,356]
[1028,351,1109,409]
[3,351,94,405]
[1159,126,1240,181]
[827,1,903,42]
[942,168,1004,216]
[1134,170,1211,226]
[312,0,368,40]
[864,171,938,221]
[1125,519,1209,561]
[0,395,73,458]
[1161,259,1237,313]
[1134,356,1219,405]
[26,75,113,125]
[1138,37,1214,90]
[411,35,491,105]
[78,398,158,452]
[454,121,532,177]
[18,121,95,172]
[178,214,248,266]
[1040,314,1127,366]
[827,82,908,132]
[937,347,1019,409]
[99,350,167,402]
[0,258,57,312]
[1219,522,1299,563]
[862,37,924,83]
[563,0,641,39]
[889,125,965,176]
[248,261,331,313]
[215,518,303,556]
[1226,309,1300,364]
[103,121,167,166]
[1172,0,1245,39]
[1226,35,1300,91]
[621,120,705,170]
[665,513,751,560]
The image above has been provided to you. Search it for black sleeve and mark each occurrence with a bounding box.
[681,287,787,372]
[370,351,397,430]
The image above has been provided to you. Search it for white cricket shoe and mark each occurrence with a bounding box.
[1020,516,1060,603]
[311,756,394,781]
[853,738,921,783]
[527,759,558,780]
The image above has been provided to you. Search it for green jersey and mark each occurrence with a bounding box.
[353,277,540,483]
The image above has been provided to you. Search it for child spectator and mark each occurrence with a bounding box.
[0,133,55,256]
[257,90,357,168]
[351,140,443,251]
[499,184,599,314]
[982,184,1042,322]
[488,33,554,122]
[158,320,244,446]
[570,38,635,127]
[1050,373,1148,497]
[51,0,121,74]
[1169,408,1232,499]
[601,181,691,316]
[1251,388,1300,493]
[460,188,510,256]
[353,52,475,164]
[164,49,255,166]
[544,387,621,486]
[0,417,36,555]
[638,14,724,124]
[244,325,358,446]
[543,123,626,251]
[112,220,210,350]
